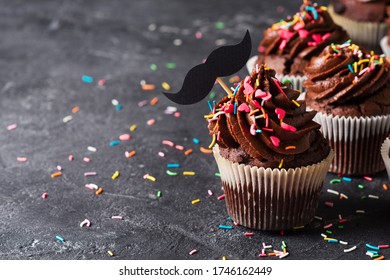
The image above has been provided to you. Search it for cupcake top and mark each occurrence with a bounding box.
[257,0,349,75]
[330,0,389,22]
[207,64,330,169]
[303,41,390,117]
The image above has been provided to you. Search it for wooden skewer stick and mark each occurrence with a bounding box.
[216,77,233,96]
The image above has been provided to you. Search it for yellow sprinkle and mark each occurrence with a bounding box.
[107,250,114,257]
[183,171,196,176]
[256,79,259,87]
[249,109,259,116]
[162,82,171,91]
[292,100,300,107]
[293,225,305,229]
[145,175,156,182]
[320,6,328,11]
[130,124,137,131]
[354,62,357,73]
[192,199,201,204]
[324,238,338,241]
[357,59,369,65]
[204,114,216,119]
[278,159,284,169]
[208,134,216,149]
[112,171,120,180]
[222,256,227,260]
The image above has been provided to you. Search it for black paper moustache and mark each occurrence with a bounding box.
[163,30,252,105]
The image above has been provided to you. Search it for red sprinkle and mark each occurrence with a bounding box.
[217,194,225,200]
[379,245,389,249]
[339,219,348,223]
[244,232,254,237]
[363,176,373,181]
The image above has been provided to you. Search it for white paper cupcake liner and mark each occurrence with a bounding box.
[314,112,390,176]
[381,138,390,180]
[329,5,387,49]
[246,55,306,100]
[213,145,333,230]
[380,36,390,57]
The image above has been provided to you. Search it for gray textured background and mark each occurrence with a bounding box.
[0,0,389,260]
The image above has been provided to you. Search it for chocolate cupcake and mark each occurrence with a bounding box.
[381,135,390,179]
[254,0,349,93]
[304,42,390,175]
[207,65,333,230]
[329,0,389,50]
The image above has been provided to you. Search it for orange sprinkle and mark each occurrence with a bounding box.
[285,146,296,150]
[126,150,136,158]
[374,255,385,260]
[184,149,193,155]
[249,109,259,116]
[268,252,277,257]
[383,184,388,190]
[150,97,159,106]
[200,147,213,154]
[95,187,103,195]
[142,84,156,91]
[51,172,62,178]
[283,248,287,254]
[72,106,80,113]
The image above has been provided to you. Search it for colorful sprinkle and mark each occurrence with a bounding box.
[55,236,65,243]
[84,172,97,177]
[51,172,62,178]
[119,134,131,141]
[130,124,137,131]
[200,147,212,154]
[16,157,28,162]
[7,124,17,131]
[217,194,225,200]
[219,225,233,230]
[183,171,195,176]
[189,249,198,255]
[81,75,93,83]
[109,140,121,147]
[162,140,174,147]
[363,176,373,181]
[166,170,178,176]
[144,175,156,182]
[191,199,201,205]
[184,149,193,155]
[112,171,120,180]
[344,246,357,253]
[330,179,341,184]
[366,243,380,250]
[95,188,103,195]
[107,251,115,257]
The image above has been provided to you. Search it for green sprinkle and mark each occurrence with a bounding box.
[330,179,341,184]
[282,79,293,85]
[166,170,178,176]
[166,63,176,69]
[157,191,162,198]
[358,184,364,189]
[215,21,225,29]
[326,230,333,235]
[215,173,221,177]
[282,241,286,248]
[361,195,368,200]
[338,225,344,229]
[209,92,216,99]
[150,64,157,71]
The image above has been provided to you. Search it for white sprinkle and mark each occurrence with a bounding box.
[189,249,198,255]
[16,157,28,162]
[344,246,357,253]
[321,233,327,238]
[356,210,365,214]
[63,115,73,123]
[279,252,289,259]
[148,23,157,32]
[327,189,339,195]
[166,106,177,113]
[83,157,91,162]
[57,165,62,171]
[158,152,165,157]
[85,183,98,190]
[80,219,91,227]
[84,172,97,177]
[88,146,97,152]
[208,190,213,196]
[263,245,273,249]
[314,216,323,220]
[215,38,227,46]
[173,39,182,46]
[368,194,379,199]
[339,241,348,245]
[338,214,343,220]
[7,124,17,131]
[340,193,349,199]
[111,216,123,220]
[111,99,119,106]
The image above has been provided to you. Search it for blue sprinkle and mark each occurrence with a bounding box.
[207,100,213,112]
[348,64,354,73]
[192,138,200,144]
[218,225,233,230]
[226,216,232,221]
[109,140,121,147]
[233,84,240,96]
[367,250,379,254]
[366,243,380,250]
[342,177,352,182]
[55,235,65,243]
[115,104,122,111]
[305,6,318,20]
[327,240,338,243]
[167,163,180,168]
[234,103,237,114]
[82,75,93,83]
[256,129,262,134]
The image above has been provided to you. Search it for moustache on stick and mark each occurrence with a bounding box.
[163,30,252,105]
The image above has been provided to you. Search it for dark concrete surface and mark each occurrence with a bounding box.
[0,0,389,260]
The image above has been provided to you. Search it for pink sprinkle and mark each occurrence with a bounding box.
[363,176,373,181]
[147,119,155,126]
[7,124,17,131]
[238,103,250,113]
[252,100,262,109]
[312,34,323,43]
[339,219,348,223]
[85,184,96,190]
[16,157,28,162]
[189,249,198,255]
[158,152,165,157]
[281,122,297,132]
[323,223,333,229]
[68,155,74,161]
[325,201,334,207]
[223,103,234,113]
[208,190,213,196]
[175,145,184,151]
[250,124,257,136]
[298,29,309,38]
[262,128,273,132]
[83,157,91,162]
[293,22,305,31]
[84,172,97,176]
[279,29,294,40]
[138,100,148,107]
[217,131,221,141]
[174,112,181,118]
[233,221,239,226]
[258,45,266,53]
[243,83,254,95]
[162,140,174,147]
[119,134,131,141]
[244,232,254,237]
[270,136,280,147]
[255,89,271,101]
[217,194,225,200]
[322,33,331,41]
[272,78,288,98]
[57,165,62,171]
[111,216,123,220]
[195,31,203,39]
[275,108,286,120]
[42,193,47,199]
[279,39,287,50]
[379,245,389,249]
[98,79,106,86]
[259,253,267,257]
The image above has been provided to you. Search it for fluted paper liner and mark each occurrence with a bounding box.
[314,112,390,175]
[213,145,333,230]
[246,55,307,99]
[381,138,390,180]
[329,5,387,49]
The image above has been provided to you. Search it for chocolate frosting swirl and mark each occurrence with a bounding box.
[304,42,390,117]
[257,1,349,75]
[207,65,330,168]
